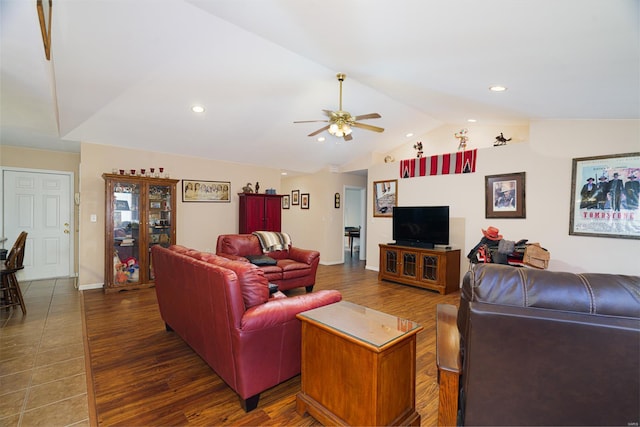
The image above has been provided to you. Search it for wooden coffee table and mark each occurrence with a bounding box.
[296,301,423,426]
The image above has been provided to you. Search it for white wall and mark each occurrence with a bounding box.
[78,142,282,287]
[366,120,640,278]
[282,171,366,265]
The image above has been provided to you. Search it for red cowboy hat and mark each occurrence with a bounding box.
[482,226,503,241]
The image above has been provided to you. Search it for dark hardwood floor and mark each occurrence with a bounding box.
[82,254,461,426]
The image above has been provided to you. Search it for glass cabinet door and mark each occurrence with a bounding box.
[148,184,173,280]
[112,180,141,285]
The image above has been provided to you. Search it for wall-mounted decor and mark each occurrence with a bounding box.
[282,195,290,209]
[292,190,300,205]
[485,172,526,218]
[334,193,340,208]
[400,149,477,179]
[569,152,640,239]
[182,180,230,202]
[373,179,397,217]
[301,193,310,209]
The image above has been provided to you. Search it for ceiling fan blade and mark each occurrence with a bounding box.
[344,133,353,141]
[322,109,337,118]
[352,122,385,133]
[294,119,328,123]
[353,113,381,121]
[308,125,330,137]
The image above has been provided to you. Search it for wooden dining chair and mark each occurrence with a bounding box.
[0,231,28,314]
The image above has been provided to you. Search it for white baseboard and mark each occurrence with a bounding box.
[320,260,344,266]
[79,283,104,291]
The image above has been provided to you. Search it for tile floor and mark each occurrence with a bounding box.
[0,277,90,427]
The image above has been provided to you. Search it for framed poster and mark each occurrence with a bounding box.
[301,193,310,209]
[373,179,397,217]
[182,180,230,202]
[485,172,526,218]
[569,152,640,239]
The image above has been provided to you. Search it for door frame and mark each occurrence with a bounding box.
[343,185,366,262]
[1,166,76,279]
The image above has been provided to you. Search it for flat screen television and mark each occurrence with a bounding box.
[392,206,449,249]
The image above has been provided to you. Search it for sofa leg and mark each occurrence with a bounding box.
[165,322,173,332]
[241,394,260,412]
[305,285,314,293]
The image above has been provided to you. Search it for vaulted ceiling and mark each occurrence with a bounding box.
[1,0,638,174]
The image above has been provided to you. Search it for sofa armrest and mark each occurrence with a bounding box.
[287,246,320,265]
[241,290,341,331]
[436,304,461,427]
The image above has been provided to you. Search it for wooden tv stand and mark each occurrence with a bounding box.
[378,244,461,294]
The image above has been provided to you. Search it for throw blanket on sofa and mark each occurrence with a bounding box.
[252,231,292,253]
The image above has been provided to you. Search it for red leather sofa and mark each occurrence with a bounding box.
[151,244,341,411]
[216,233,320,292]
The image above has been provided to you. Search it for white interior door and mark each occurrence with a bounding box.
[2,169,72,280]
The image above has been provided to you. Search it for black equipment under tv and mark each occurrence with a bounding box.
[392,206,450,249]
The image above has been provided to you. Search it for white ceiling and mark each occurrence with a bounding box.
[1,0,638,174]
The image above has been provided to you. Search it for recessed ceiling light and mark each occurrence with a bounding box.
[281,172,288,176]
[191,105,205,113]
[467,119,477,123]
[489,85,507,92]
[405,133,414,138]
[317,137,326,142]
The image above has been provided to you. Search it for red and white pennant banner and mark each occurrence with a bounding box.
[400,149,477,179]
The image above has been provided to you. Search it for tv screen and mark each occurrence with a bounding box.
[392,206,449,248]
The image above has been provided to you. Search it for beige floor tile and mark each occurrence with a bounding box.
[0,355,36,376]
[0,389,26,419]
[0,370,32,394]
[35,343,84,366]
[25,374,87,410]
[0,412,20,427]
[21,394,88,427]
[31,357,85,385]
[0,344,39,362]
[39,331,83,351]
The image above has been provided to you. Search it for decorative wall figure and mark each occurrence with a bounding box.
[455,128,469,150]
[494,132,512,146]
[413,141,423,158]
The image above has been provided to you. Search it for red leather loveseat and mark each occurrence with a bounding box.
[216,233,320,292]
[151,244,341,411]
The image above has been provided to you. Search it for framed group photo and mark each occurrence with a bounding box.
[485,172,526,218]
[182,179,230,202]
[373,179,397,217]
[569,152,640,239]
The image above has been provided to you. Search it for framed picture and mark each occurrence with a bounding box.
[485,172,526,218]
[301,193,310,209]
[292,190,300,205]
[373,179,397,217]
[334,192,340,208]
[282,195,290,209]
[182,179,230,202]
[569,152,640,239]
[149,201,161,209]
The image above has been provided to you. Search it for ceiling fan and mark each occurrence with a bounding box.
[294,73,384,141]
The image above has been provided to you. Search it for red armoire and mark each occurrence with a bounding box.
[238,193,283,233]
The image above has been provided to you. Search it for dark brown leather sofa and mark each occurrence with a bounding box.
[436,263,640,426]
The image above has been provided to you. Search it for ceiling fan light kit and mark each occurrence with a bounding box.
[294,73,384,141]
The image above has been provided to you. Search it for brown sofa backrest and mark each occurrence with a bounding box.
[457,264,640,426]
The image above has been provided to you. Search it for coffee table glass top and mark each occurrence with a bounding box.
[298,301,422,348]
